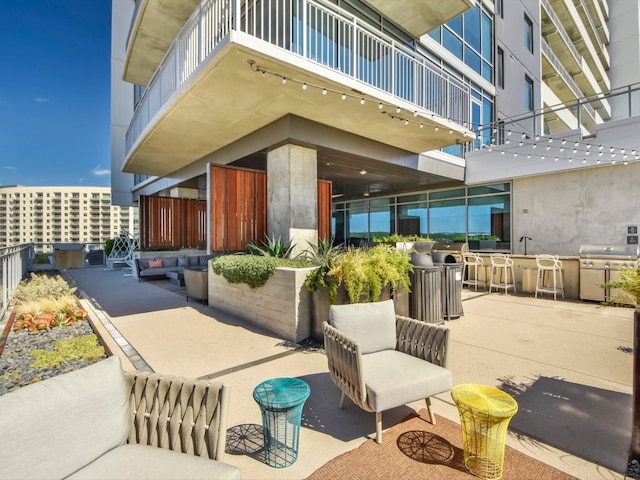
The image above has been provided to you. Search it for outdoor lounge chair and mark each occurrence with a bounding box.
[323,299,452,443]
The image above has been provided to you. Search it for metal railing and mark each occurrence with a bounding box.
[0,242,107,320]
[126,0,470,154]
[541,38,597,120]
[0,244,33,320]
[540,0,582,66]
[476,81,640,144]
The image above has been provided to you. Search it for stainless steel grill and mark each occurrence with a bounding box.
[579,244,639,302]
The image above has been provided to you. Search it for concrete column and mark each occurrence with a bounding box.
[267,144,318,256]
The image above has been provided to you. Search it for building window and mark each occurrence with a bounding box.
[525,75,534,110]
[497,47,504,88]
[496,0,503,18]
[431,4,493,80]
[524,15,533,53]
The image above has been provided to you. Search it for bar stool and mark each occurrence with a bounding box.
[489,253,516,295]
[462,253,486,291]
[535,254,564,300]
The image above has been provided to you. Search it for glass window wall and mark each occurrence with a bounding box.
[332,183,511,251]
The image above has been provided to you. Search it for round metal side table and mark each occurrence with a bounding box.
[451,384,518,480]
[253,377,310,468]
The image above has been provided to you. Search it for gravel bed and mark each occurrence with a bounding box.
[0,320,107,395]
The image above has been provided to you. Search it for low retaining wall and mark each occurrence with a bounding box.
[208,266,316,343]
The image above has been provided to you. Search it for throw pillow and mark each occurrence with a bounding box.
[177,256,189,267]
[148,259,163,268]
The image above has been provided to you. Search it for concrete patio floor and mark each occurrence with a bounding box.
[66,266,632,480]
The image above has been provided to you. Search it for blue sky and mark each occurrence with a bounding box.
[0,1,112,187]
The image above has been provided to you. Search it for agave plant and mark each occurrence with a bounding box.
[247,235,296,258]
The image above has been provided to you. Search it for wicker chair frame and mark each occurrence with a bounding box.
[323,315,450,443]
[124,371,230,462]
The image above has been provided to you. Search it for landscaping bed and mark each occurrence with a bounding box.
[0,273,107,395]
[0,319,106,395]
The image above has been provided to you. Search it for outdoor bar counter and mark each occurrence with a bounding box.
[472,253,581,300]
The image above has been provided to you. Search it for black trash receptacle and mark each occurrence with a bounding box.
[441,263,464,319]
[409,266,443,324]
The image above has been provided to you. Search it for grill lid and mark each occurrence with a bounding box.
[579,244,639,260]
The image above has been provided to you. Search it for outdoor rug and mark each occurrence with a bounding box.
[306,409,579,480]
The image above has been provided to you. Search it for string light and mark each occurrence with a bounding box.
[250,61,640,161]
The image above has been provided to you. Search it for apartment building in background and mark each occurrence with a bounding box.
[0,186,138,248]
[111,0,640,256]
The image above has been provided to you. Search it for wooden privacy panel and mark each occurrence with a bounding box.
[317,180,332,242]
[210,165,267,252]
[210,165,332,252]
[140,196,206,249]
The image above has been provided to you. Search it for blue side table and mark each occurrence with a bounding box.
[253,377,310,468]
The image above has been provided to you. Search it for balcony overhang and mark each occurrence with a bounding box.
[123,39,473,177]
[123,0,201,86]
[363,0,474,38]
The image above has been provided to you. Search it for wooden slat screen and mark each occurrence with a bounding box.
[139,196,206,249]
[210,165,267,252]
[317,180,332,242]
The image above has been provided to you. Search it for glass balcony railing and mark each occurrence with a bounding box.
[126,0,470,155]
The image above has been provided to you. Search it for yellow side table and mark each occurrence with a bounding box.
[451,384,518,480]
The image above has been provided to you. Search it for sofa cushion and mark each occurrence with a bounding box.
[178,255,189,267]
[361,349,452,411]
[66,444,242,480]
[138,258,150,270]
[0,356,130,480]
[329,299,396,354]
[189,256,200,266]
[198,255,211,267]
[162,257,178,267]
[139,267,179,277]
[148,259,163,268]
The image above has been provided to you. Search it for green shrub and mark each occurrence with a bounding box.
[302,239,344,294]
[602,265,640,306]
[29,334,105,369]
[12,273,77,305]
[211,254,306,289]
[104,238,115,257]
[326,245,413,304]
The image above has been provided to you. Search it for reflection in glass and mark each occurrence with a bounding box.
[429,198,466,242]
[398,203,427,237]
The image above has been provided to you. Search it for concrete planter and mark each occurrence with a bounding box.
[208,266,315,343]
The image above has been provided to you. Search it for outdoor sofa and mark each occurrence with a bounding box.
[134,254,213,281]
[0,356,242,480]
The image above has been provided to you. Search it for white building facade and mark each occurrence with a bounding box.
[111,0,640,256]
[0,186,138,248]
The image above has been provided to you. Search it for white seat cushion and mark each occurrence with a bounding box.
[361,349,452,411]
[67,444,242,480]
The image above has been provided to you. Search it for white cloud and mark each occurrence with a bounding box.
[34,97,49,103]
[4,166,16,171]
[91,165,110,176]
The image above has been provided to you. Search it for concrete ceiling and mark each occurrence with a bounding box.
[229,146,461,201]
[124,42,473,178]
[364,0,474,37]
[123,0,200,85]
